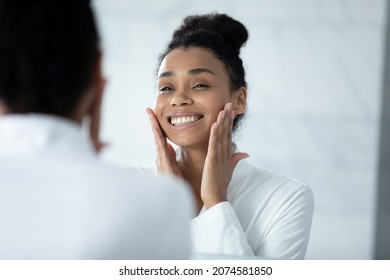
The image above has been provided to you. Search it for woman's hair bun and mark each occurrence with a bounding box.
[172,13,248,55]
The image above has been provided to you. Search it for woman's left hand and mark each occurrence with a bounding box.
[200,102,249,209]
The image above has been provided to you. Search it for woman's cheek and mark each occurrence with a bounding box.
[152,101,163,121]
[153,96,164,113]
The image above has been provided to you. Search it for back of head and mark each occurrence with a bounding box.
[158,13,249,131]
[0,0,99,117]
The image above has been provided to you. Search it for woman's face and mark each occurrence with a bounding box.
[154,47,237,148]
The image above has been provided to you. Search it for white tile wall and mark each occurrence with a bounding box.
[93,0,387,259]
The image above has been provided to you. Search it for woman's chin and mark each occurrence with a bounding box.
[168,136,207,149]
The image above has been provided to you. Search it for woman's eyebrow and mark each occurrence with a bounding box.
[158,68,215,79]
[158,71,175,79]
[188,68,215,76]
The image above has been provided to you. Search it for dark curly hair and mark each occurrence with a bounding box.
[0,0,99,117]
[157,13,249,131]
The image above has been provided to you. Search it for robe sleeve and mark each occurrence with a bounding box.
[191,201,255,256]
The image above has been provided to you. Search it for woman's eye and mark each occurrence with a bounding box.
[159,86,173,93]
[193,84,209,90]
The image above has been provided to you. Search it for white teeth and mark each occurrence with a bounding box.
[170,115,201,126]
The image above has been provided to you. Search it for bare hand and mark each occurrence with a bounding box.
[201,103,249,209]
[146,108,181,176]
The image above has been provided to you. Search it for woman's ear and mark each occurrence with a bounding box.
[87,51,107,153]
[233,87,247,115]
[86,51,104,115]
[93,51,103,86]
[71,51,105,123]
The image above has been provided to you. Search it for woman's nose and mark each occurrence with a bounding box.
[170,91,193,106]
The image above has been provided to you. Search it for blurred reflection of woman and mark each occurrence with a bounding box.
[144,13,314,259]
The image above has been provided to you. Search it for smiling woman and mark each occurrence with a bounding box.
[140,13,314,259]
[153,47,245,150]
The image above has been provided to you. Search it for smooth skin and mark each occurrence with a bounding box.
[147,47,249,212]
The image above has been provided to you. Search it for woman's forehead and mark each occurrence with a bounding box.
[159,47,225,74]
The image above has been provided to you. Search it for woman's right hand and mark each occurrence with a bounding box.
[146,108,182,177]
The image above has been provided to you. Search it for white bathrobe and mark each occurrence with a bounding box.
[0,114,193,259]
[132,147,314,259]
